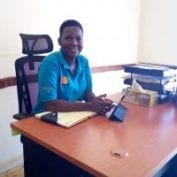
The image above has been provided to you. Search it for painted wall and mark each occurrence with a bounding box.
[0,87,23,173]
[0,0,140,78]
[139,0,177,66]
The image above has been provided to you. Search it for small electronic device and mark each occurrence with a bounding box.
[106,89,128,122]
[109,103,127,122]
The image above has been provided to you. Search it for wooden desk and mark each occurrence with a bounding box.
[11,101,177,177]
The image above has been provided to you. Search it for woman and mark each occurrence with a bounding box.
[34,19,113,115]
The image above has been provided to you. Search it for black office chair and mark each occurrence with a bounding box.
[13,33,53,120]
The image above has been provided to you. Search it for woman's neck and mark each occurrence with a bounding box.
[61,50,76,65]
[61,50,77,73]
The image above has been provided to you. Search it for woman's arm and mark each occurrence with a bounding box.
[44,93,114,115]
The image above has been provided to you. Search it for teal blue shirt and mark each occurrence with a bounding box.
[33,51,93,113]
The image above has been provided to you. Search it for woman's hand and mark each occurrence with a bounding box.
[90,94,114,115]
[44,93,114,114]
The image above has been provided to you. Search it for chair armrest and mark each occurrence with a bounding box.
[13,113,34,120]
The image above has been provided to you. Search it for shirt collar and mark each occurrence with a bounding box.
[58,51,84,72]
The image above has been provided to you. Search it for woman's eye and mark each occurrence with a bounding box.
[76,37,81,42]
[65,36,72,41]
[64,36,82,42]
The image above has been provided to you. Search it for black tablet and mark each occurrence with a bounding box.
[109,103,127,122]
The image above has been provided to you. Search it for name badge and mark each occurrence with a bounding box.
[61,76,68,84]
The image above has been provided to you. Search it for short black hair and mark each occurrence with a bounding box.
[59,19,83,36]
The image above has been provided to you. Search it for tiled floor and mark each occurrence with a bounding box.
[0,164,24,177]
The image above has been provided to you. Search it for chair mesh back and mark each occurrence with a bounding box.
[15,34,53,114]
[20,33,53,55]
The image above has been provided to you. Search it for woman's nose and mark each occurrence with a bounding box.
[70,39,77,45]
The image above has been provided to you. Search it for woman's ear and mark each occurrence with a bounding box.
[57,37,61,46]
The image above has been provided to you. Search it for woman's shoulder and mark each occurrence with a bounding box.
[77,55,90,70]
[43,51,60,61]
[78,54,89,63]
[39,52,61,70]
[42,51,62,64]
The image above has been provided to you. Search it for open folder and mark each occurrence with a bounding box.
[35,111,96,128]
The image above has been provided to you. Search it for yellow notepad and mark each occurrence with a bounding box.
[35,111,96,128]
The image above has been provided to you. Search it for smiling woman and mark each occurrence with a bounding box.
[33,19,114,116]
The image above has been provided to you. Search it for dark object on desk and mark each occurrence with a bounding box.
[124,78,167,94]
[13,33,53,120]
[41,112,58,125]
[13,113,34,120]
[173,95,177,107]
[157,94,170,104]
[109,104,127,122]
[168,92,177,107]
[124,64,175,77]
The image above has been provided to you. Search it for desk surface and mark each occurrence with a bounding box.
[11,98,177,177]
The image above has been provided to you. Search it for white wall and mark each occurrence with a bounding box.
[0,0,141,173]
[0,87,23,173]
[0,0,140,77]
[139,0,177,66]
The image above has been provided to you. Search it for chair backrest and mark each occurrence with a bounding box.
[15,33,53,114]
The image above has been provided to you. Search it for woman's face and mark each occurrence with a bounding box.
[58,26,83,60]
